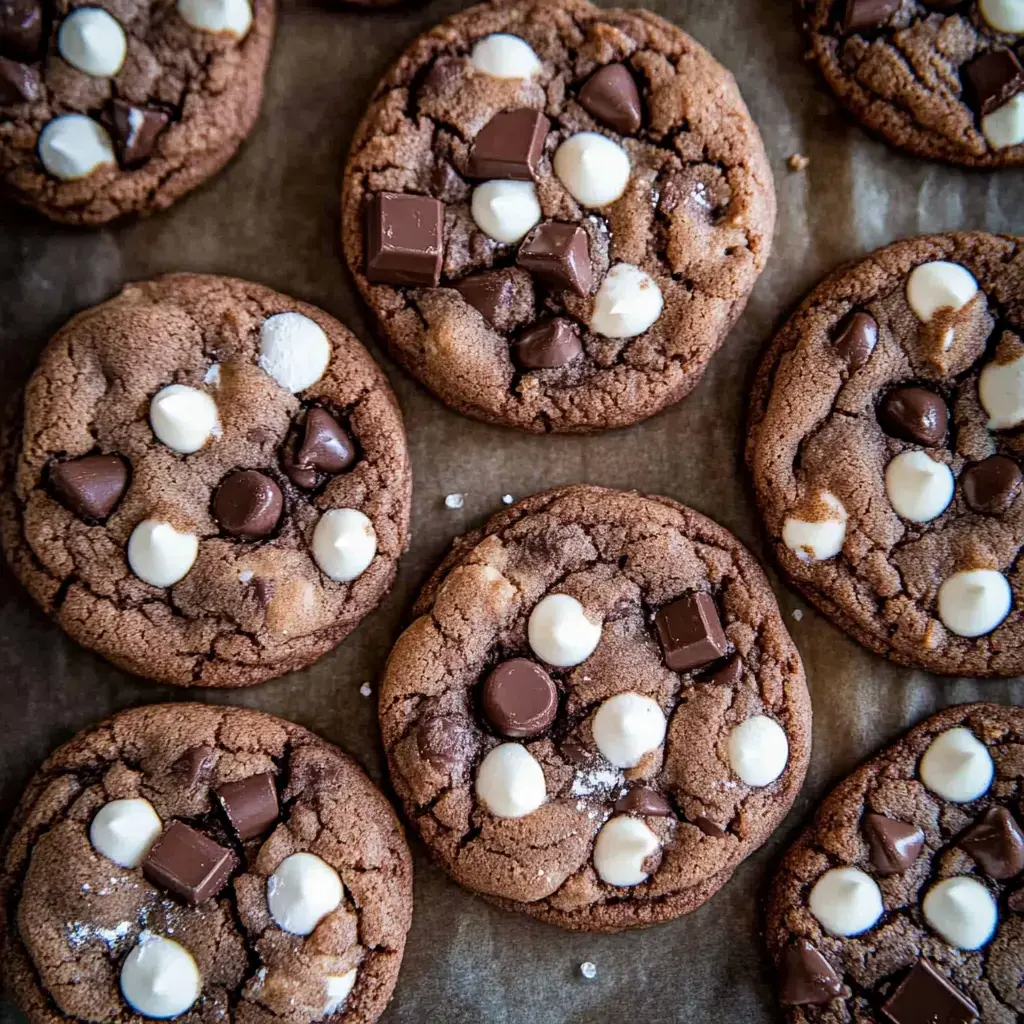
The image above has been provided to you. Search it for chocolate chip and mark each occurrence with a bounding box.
[0,0,42,61]
[213,470,283,539]
[863,812,924,875]
[832,310,877,371]
[421,56,460,96]
[878,386,948,446]
[959,806,1024,879]
[142,821,236,905]
[843,0,900,32]
[578,63,643,135]
[511,318,583,370]
[706,654,742,687]
[517,222,593,296]
[365,192,444,287]
[655,593,728,672]
[107,100,169,166]
[778,939,843,1006]
[0,55,38,103]
[49,454,128,521]
[417,715,472,772]
[456,271,514,324]
[481,658,558,739]
[614,787,672,816]
[962,455,1022,515]
[282,408,355,489]
[467,108,549,180]
[963,49,1024,117]
[560,735,596,766]
[175,745,216,789]
[881,960,977,1024]
[216,772,279,840]
[693,816,727,837]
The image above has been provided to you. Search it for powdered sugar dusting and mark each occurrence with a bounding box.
[570,766,622,797]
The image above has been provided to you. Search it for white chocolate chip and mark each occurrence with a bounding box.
[120,933,201,1019]
[258,312,331,393]
[311,508,377,582]
[469,33,541,79]
[591,692,667,769]
[149,384,218,453]
[808,867,884,937]
[884,450,954,523]
[527,593,601,667]
[937,569,1012,638]
[322,969,357,1016]
[553,132,631,208]
[470,180,541,244]
[592,815,660,887]
[781,492,847,563]
[127,520,199,588]
[979,353,1024,430]
[982,93,1024,149]
[177,0,252,36]
[58,8,126,77]
[906,261,978,323]
[589,263,663,339]
[727,715,789,787]
[475,742,546,818]
[267,853,343,936]
[923,876,998,950]
[980,0,1024,32]
[919,727,994,802]
[38,114,115,181]
[89,799,162,868]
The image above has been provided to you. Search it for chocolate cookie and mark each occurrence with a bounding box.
[378,485,811,931]
[0,703,413,1024]
[341,0,776,433]
[801,0,1024,166]
[765,702,1024,1023]
[747,232,1024,677]
[0,0,274,225]
[0,273,411,687]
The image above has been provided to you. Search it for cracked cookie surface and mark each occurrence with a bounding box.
[340,0,775,433]
[378,485,811,932]
[0,273,412,687]
[0,703,413,1024]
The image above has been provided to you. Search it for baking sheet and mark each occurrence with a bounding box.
[3,0,1024,1019]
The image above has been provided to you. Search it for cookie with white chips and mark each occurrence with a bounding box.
[378,485,811,931]
[0,273,411,686]
[748,232,1024,677]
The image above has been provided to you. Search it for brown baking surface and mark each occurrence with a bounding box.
[1,0,1024,1021]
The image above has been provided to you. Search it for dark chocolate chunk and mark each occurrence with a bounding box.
[481,658,558,739]
[963,49,1024,118]
[959,806,1024,879]
[864,812,924,874]
[107,100,169,166]
[431,159,464,201]
[578,63,643,135]
[213,470,283,539]
[878,386,948,446]
[510,318,583,370]
[832,310,878,371]
[694,816,727,837]
[216,772,279,840]
[843,0,901,32]
[706,654,742,687]
[881,960,977,1024]
[0,0,42,61]
[962,455,1022,515]
[655,593,728,672]
[417,716,472,773]
[614,787,672,816]
[456,271,514,324]
[779,939,843,1006]
[0,55,38,103]
[467,108,549,180]
[49,454,128,521]
[421,56,460,96]
[282,408,355,489]
[517,222,593,296]
[366,192,444,287]
[175,745,215,789]
[142,821,236,905]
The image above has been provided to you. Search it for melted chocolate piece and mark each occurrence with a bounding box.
[614,787,672,816]
[962,455,1022,515]
[456,271,514,324]
[843,0,900,32]
[779,939,843,1006]
[0,54,39,103]
[864,812,924,874]
[213,470,283,539]
[0,0,42,61]
[510,319,583,370]
[878,386,948,446]
[832,310,878,370]
[49,454,129,521]
[959,806,1024,879]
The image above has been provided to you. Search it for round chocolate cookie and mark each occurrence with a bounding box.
[0,703,413,1024]
[801,0,1024,167]
[0,273,411,687]
[378,485,811,931]
[341,0,776,433]
[766,702,1024,1023]
[0,0,274,225]
[748,232,1024,677]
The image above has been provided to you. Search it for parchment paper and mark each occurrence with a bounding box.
[3,0,1024,1019]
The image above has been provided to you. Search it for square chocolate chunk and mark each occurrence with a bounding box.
[216,772,279,839]
[468,109,550,180]
[881,960,977,1024]
[517,222,593,296]
[143,821,237,905]
[655,592,728,672]
[964,49,1024,117]
[366,192,444,287]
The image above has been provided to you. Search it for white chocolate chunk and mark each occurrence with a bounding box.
[120,933,201,1019]
[980,0,1024,32]
[470,180,541,244]
[884,450,954,523]
[469,34,541,79]
[592,692,667,769]
[149,384,218,453]
[937,569,1012,638]
[553,132,631,208]
[178,0,252,36]
[980,353,1024,430]
[58,8,126,77]
[727,715,789,787]
[983,93,1024,150]
[127,520,199,588]
[527,593,601,667]
[781,492,847,563]
[311,508,377,582]
[89,799,162,868]
[589,263,663,339]
[258,312,331,393]
[919,727,994,802]
[592,815,660,887]
[906,261,978,323]
[38,114,115,181]
[322,969,357,1016]
[476,742,546,818]
[808,867,883,937]
[267,853,343,935]
[923,876,998,950]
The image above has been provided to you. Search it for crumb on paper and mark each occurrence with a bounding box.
[445,493,464,510]
[580,961,597,980]
[502,493,514,505]
[792,608,804,621]
[359,682,372,697]
[788,153,810,171]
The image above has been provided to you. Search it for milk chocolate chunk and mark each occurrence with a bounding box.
[578,63,642,135]
[416,715,472,772]
[878,386,948,446]
[655,593,728,672]
[881,960,977,1024]
[366,192,444,287]
[964,49,1024,118]
[614,787,672,816]
[0,55,38,103]
[107,100,169,166]
[843,0,900,32]
[216,772,279,839]
[511,318,583,370]
[456,271,513,324]
[176,745,215,788]
[962,455,1022,515]
[213,470,283,539]
[864,812,924,874]
[0,0,42,60]
[282,407,355,490]
[481,658,558,739]
[832,310,877,371]
[142,821,237,905]
[49,454,128,521]
[517,222,593,296]
[779,939,843,1006]
[706,654,742,687]
[694,816,727,837]
[959,806,1024,879]
[468,108,549,180]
